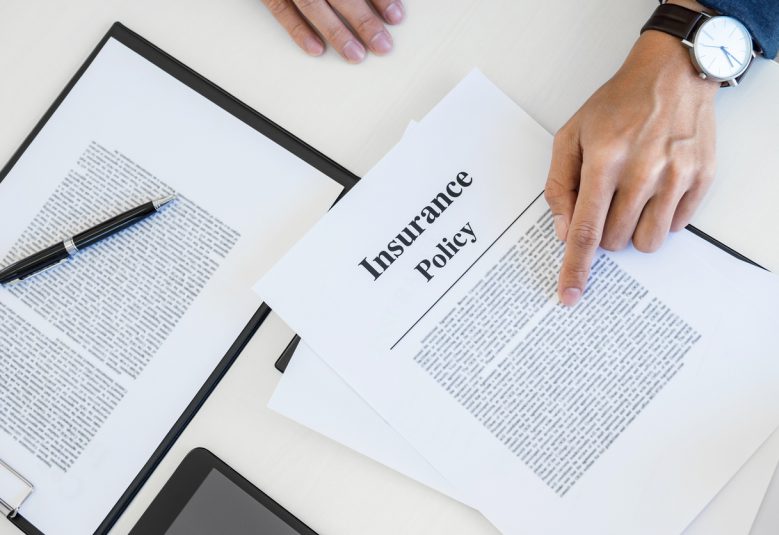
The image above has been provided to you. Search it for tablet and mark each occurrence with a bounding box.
[131,448,317,535]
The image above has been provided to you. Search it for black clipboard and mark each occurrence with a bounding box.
[0,22,357,535]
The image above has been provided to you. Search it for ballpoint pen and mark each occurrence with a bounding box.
[0,194,176,285]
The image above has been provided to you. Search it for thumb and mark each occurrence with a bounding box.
[544,126,582,241]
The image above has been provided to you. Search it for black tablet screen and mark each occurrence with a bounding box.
[165,469,298,535]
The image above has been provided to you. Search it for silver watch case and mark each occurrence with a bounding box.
[681,13,756,87]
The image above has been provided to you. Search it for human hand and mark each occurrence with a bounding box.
[261,0,405,63]
[544,29,719,307]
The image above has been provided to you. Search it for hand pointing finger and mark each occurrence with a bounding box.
[545,123,582,242]
[549,31,718,307]
[557,160,613,306]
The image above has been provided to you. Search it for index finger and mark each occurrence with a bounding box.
[557,162,613,306]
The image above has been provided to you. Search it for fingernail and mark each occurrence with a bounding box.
[303,36,324,56]
[561,287,582,307]
[343,40,366,63]
[384,2,404,24]
[553,215,568,241]
[370,31,393,55]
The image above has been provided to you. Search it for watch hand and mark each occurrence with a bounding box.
[720,46,735,68]
[722,47,743,66]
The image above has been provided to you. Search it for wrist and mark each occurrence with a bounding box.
[625,30,719,98]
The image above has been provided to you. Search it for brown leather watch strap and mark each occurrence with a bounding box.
[640,3,709,42]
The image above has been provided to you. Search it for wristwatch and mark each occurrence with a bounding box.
[641,2,760,87]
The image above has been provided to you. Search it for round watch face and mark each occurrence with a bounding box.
[693,16,753,81]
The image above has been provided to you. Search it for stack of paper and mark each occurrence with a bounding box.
[255,71,779,535]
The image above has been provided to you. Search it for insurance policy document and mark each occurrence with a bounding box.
[256,71,779,535]
[0,38,342,534]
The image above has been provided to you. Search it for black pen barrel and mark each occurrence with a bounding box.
[0,243,69,283]
[0,197,173,285]
[73,202,156,250]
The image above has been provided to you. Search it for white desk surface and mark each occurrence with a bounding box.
[2,1,778,534]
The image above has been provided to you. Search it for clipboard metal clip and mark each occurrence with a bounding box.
[0,458,33,519]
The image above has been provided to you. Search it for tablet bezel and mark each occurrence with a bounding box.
[129,448,318,535]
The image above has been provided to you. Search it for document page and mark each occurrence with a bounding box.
[256,72,779,535]
[269,340,471,506]
[0,38,342,534]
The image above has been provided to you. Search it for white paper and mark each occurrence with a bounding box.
[683,429,779,535]
[696,59,779,272]
[271,61,779,534]
[0,38,343,534]
[278,339,779,534]
[274,227,779,527]
[269,341,471,505]
[256,71,779,535]
[267,118,476,504]
[751,458,779,535]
